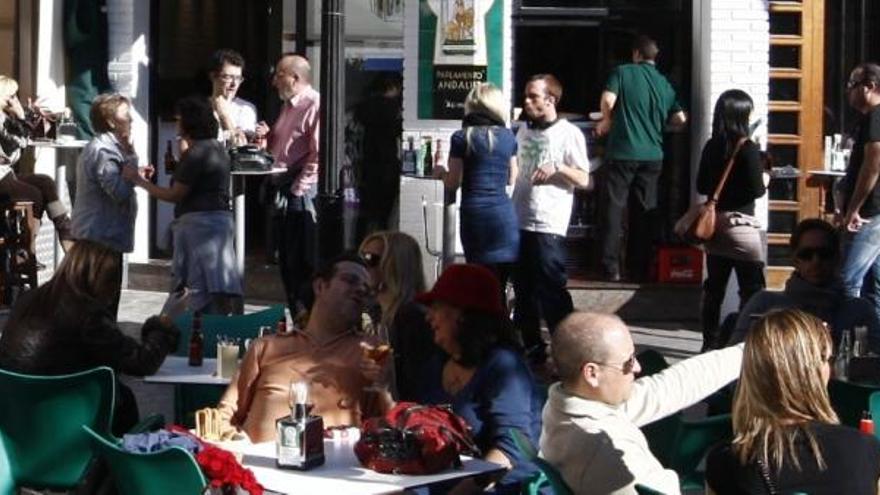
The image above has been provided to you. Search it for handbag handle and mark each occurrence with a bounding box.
[708,137,748,203]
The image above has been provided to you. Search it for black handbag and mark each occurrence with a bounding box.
[229,145,275,172]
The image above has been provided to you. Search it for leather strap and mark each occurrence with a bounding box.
[709,137,749,203]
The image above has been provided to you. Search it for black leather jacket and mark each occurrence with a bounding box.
[0,290,179,376]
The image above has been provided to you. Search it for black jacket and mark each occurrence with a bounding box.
[0,290,179,376]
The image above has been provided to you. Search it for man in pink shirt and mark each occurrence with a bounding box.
[255,53,320,314]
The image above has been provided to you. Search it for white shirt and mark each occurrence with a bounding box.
[217,97,258,143]
[513,119,589,236]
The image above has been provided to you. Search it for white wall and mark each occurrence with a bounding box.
[107,0,151,263]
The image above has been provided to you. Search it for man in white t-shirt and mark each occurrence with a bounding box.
[209,49,258,146]
[513,74,590,363]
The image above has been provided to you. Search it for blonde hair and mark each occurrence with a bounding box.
[463,83,508,154]
[90,93,130,134]
[0,75,19,99]
[732,309,839,473]
[359,231,426,328]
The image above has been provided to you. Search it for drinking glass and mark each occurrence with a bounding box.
[362,324,393,392]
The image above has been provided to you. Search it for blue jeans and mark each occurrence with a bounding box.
[841,216,880,317]
[513,231,574,352]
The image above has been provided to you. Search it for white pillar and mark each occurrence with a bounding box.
[106,0,151,263]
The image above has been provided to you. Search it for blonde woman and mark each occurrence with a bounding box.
[359,230,441,402]
[0,75,74,248]
[706,309,880,494]
[435,82,519,294]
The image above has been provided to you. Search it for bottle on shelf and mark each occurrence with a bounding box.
[188,311,204,367]
[433,138,446,173]
[402,135,417,174]
[834,329,852,380]
[423,136,433,177]
[164,139,178,175]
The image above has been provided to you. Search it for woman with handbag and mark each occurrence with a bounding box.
[705,309,880,494]
[696,89,766,351]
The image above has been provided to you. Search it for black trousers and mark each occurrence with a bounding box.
[513,231,574,351]
[597,160,662,280]
[701,253,765,350]
[277,195,317,315]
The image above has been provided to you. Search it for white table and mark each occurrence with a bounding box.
[232,440,504,495]
[230,168,286,278]
[144,356,229,385]
[27,139,88,267]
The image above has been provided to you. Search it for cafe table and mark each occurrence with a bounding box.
[226,438,505,495]
[143,355,230,386]
[806,170,846,218]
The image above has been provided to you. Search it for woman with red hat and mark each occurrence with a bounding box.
[417,263,541,494]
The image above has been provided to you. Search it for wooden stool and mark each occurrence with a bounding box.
[0,201,39,306]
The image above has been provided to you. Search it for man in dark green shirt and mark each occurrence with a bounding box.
[595,35,686,282]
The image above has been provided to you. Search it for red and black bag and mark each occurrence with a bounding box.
[354,402,480,475]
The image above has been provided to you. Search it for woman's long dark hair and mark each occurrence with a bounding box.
[454,309,520,367]
[711,89,754,157]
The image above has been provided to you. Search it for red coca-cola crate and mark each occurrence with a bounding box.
[656,246,703,284]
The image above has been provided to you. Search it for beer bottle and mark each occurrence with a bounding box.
[276,317,287,335]
[164,139,178,175]
[188,311,204,366]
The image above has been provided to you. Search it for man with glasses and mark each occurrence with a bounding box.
[840,62,880,329]
[729,219,880,351]
[208,49,257,146]
[540,311,743,494]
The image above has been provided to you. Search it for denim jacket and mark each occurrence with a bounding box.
[71,132,137,252]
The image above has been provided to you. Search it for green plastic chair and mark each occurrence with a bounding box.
[667,414,732,490]
[83,425,207,495]
[869,391,880,440]
[173,304,286,358]
[828,379,880,428]
[634,484,666,495]
[509,428,573,495]
[0,366,115,495]
[636,349,669,377]
[642,411,683,468]
[172,304,285,426]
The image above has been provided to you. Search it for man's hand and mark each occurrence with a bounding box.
[844,209,871,232]
[531,163,557,184]
[121,164,141,183]
[255,121,270,138]
[595,118,611,137]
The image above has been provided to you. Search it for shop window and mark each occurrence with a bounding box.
[767,244,794,267]
[770,45,800,69]
[768,143,799,169]
[768,111,799,135]
[768,210,798,234]
[770,12,802,36]
[770,79,800,102]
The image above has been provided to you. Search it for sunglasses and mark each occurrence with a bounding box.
[795,246,836,262]
[360,252,382,268]
[595,353,637,375]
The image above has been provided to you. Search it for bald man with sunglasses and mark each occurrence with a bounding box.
[540,312,744,495]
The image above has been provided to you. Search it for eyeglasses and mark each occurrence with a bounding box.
[795,246,836,262]
[360,252,382,268]
[594,353,637,375]
[846,79,866,90]
[218,74,244,84]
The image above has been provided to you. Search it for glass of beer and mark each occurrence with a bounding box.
[362,324,392,391]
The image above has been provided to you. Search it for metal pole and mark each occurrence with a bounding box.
[316,0,345,261]
[296,0,308,54]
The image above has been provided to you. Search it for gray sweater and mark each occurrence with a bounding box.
[731,273,880,352]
